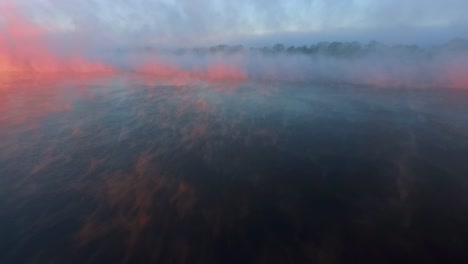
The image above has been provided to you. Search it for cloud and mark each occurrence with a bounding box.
[2,0,467,47]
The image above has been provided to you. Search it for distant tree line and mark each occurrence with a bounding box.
[121,38,468,58]
[182,39,468,57]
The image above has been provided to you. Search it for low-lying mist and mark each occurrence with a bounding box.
[119,42,468,88]
[1,8,467,89]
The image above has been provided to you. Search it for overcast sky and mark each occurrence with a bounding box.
[2,0,468,47]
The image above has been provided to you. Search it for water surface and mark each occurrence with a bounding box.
[1,74,468,263]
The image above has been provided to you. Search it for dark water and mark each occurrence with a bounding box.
[1,74,468,264]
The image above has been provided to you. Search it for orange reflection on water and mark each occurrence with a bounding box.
[445,62,468,89]
[0,73,115,126]
[76,152,198,262]
[0,73,117,161]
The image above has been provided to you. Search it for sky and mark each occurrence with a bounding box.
[1,0,467,47]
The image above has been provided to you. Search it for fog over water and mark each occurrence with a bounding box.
[1,0,468,89]
[1,1,468,264]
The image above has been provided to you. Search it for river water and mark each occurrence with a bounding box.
[1,74,468,263]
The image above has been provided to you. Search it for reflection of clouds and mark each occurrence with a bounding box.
[2,74,468,263]
[0,73,111,126]
[0,74,284,262]
[77,152,198,262]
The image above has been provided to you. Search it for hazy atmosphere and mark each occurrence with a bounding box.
[1,0,468,88]
[1,1,468,264]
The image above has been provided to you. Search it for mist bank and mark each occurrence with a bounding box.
[1,2,467,89]
[1,9,467,89]
[107,40,468,88]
